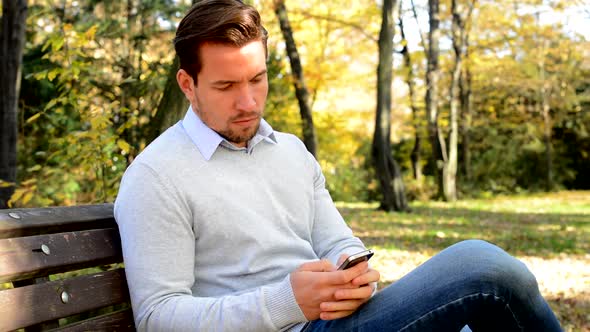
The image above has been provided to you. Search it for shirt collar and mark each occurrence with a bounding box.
[181,106,277,160]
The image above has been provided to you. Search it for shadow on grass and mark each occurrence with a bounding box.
[340,205,589,257]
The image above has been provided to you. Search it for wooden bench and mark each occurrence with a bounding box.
[0,204,135,331]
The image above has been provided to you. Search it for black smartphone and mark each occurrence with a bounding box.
[337,249,374,270]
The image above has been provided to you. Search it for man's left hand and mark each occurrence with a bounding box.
[318,254,380,320]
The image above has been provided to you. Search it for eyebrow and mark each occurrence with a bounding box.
[211,69,267,86]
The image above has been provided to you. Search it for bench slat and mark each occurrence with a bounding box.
[0,204,115,239]
[0,268,130,331]
[50,308,135,332]
[0,228,122,283]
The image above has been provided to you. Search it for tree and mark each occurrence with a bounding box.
[147,0,199,144]
[534,15,554,191]
[111,0,181,161]
[459,39,473,181]
[274,0,318,157]
[425,0,446,200]
[372,0,408,212]
[445,0,476,201]
[0,0,28,208]
[8,0,181,207]
[146,56,189,144]
[399,3,423,182]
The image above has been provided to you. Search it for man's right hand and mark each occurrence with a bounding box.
[290,259,369,321]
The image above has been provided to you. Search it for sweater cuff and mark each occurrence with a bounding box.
[263,274,307,329]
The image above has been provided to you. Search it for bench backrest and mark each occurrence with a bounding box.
[0,204,135,331]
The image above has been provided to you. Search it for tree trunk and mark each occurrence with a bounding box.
[425,0,446,199]
[542,93,553,191]
[409,0,427,51]
[459,47,473,182]
[0,0,28,208]
[372,0,408,212]
[399,9,422,182]
[445,0,468,202]
[148,0,198,145]
[148,56,189,144]
[456,1,476,186]
[539,39,553,191]
[274,0,317,157]
[116,0,138,163]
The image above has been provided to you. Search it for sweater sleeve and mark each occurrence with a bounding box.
[305,152,367,265]
[114,162,306,332]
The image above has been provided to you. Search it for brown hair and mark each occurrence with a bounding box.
[174,0,268,81]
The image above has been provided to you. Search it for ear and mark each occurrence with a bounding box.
[176,69,196,103]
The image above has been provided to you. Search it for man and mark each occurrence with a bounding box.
[114,1,562,331]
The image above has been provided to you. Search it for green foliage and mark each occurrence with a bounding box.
[264,48,376,202]
[403,175,439,201]
[315,112,375,202]
[10,0,590,207]
[11,24,127,207]
[264,48,302,133]
[462,1,590,195]
[11,0,186,207]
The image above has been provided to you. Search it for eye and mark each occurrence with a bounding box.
[215,84,232,91]
[251,71,267,83]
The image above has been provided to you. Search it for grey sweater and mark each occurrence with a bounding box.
[114,121,366,331]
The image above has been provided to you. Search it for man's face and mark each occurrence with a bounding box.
[186,40,268,148]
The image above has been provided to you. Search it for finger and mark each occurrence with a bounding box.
[320,310,355,321]
[298,259,336,272]
[333,284,374,300]
[337,253,349,266]
[352,268,381,286]
[342,260,369,278]
[320,299,364,312]
[326,260,369,285]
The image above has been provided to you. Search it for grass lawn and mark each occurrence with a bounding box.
[338,190,590,332]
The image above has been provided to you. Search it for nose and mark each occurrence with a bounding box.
[235,86,257,111]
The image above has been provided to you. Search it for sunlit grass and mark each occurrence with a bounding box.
[339,190,590,257]
[338,190,590,331]
[423,190,590,215]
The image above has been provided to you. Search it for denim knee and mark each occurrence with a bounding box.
[449,239,539,300]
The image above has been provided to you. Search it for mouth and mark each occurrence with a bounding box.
[233,116,259,126]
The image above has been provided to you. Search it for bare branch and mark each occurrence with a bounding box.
[409,0,428,51]
[290,9,378,43]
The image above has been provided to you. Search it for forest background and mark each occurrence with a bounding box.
[2,0,590,209]
[1,0,589,208]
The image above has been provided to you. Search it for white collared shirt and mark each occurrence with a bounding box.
[180,106,277,161]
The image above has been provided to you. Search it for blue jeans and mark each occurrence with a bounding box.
[304,240,562,331]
